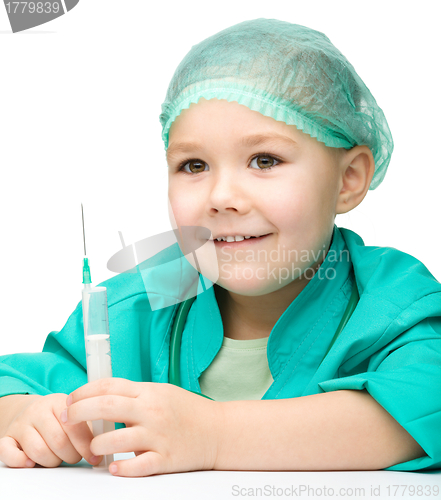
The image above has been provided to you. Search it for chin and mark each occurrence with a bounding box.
[215,275,281,297]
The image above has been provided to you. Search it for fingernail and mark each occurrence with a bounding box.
[60,409,67,423]
[66,395,72,407]
[25,459,35,468]
[110,464,118,474]
[90,455,99,464]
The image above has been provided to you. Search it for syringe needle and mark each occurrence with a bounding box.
[81,204,91,286]
[81,203,87,256]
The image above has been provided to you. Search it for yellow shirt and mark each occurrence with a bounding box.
[199,336,274,401]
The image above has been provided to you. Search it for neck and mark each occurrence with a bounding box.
[214,249,329,341]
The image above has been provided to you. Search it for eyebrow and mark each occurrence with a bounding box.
[166,133,299,162]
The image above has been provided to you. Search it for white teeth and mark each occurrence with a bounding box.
[215,235,259,242]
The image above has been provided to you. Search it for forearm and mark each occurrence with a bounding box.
[0,394,42,438]
[214,389,426,471]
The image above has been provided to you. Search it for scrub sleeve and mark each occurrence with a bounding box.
[319,314,441,471]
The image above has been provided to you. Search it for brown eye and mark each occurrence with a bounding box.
[183,160,207,174]
[250,155,280,170]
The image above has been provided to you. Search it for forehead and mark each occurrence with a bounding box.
[167,98,343,161]
[169,98,294,138]
[167,132,301,162]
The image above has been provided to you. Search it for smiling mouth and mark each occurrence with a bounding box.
[212,233,272,246]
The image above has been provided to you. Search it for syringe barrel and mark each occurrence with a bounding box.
[85,333,113,382]
[82,286,110,341]
[81,285,115,469]
[82,286,113,380]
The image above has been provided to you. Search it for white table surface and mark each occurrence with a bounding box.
[1,453,440,500]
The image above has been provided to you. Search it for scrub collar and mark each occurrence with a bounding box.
[186,224,355,396]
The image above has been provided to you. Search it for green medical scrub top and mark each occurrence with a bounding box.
[0,225,440,472]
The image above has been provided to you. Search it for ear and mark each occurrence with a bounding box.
[335,146,375,215]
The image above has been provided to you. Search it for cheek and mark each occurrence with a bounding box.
[266,174,333,248]
[168,199,198,228]
[263,177,309,224]
[168,182,202,227]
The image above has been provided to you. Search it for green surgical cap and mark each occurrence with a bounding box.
[159,18,394,190]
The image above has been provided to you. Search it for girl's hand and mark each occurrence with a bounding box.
[0,393,102,468]
[61,378,225,477]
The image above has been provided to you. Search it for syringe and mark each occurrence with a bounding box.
[81,204,115,470]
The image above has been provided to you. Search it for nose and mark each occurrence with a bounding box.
[207,168,249,213]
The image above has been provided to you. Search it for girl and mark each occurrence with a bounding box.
[0,18,439,477]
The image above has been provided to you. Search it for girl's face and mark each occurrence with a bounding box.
[167,97,346,296]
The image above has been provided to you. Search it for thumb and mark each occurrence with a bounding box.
[0,436,35,468]
[109,451,165,477]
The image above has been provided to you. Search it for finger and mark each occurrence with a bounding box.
[62,420,103,466]
[90,427,144,457]
[0,436,35,468]
[32,411,84,465]
[62,395,138,426]
[40,409,101,465]
[109,451,165,478]
[67,378,143,406]
[13,426,62,468]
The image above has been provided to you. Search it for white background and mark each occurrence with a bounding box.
[0,0,440,356]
